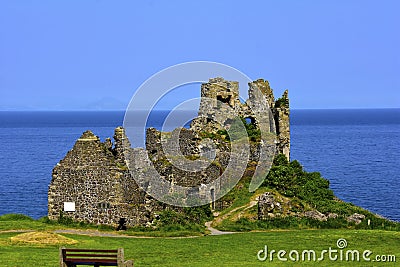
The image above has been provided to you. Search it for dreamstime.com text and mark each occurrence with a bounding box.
[257,238,396,263]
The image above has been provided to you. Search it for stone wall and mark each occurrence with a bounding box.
[145,127,222,188]
[48,129,158,227]
[273,90,290,159]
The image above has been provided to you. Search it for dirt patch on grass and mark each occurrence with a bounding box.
[10,231,78,245]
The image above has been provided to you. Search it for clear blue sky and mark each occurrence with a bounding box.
[0,0,399,110]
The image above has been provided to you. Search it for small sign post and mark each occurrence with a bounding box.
[64,202,75,212]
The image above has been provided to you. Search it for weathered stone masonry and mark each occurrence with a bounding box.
[48,128,159,226]
[192,77,290,159]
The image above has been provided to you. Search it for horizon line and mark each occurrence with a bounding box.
[0,107,399,112]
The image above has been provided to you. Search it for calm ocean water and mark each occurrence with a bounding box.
[0,110,399,221]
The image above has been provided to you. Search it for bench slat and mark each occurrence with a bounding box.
[65,264,117,267]
[66,253,118,258]
[65,262,118,266]
[64,249,118,253]
[65,258,117,263]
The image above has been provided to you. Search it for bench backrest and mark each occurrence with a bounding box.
[60,247,133,266]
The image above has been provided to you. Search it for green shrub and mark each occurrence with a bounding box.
[264,154,335,211]
[201,117,261,143]
[0,214,34,221]
[38,216,53,224]
[275,95,289,108]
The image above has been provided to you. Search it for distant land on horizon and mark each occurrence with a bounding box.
[1,107,399,112]
[1,92,398,111]
[0,97,128,111]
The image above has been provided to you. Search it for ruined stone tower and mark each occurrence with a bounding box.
[192,77,290,159]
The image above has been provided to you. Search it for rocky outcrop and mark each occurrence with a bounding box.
[258,192,283,219]
[304,210,327,221]
[347,213,366,224]
[257,191,341,222]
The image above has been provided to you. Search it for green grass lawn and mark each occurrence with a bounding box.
[1,229,399,266]
[1,214,399,266]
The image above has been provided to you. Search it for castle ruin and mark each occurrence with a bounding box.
[48,78,290,227]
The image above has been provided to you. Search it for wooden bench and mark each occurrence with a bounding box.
[60,247,133,267]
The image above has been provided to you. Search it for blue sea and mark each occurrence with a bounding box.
[0,109,399,221]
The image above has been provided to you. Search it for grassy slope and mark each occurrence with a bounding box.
[210,155,400,232]
[0,229,399,266]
